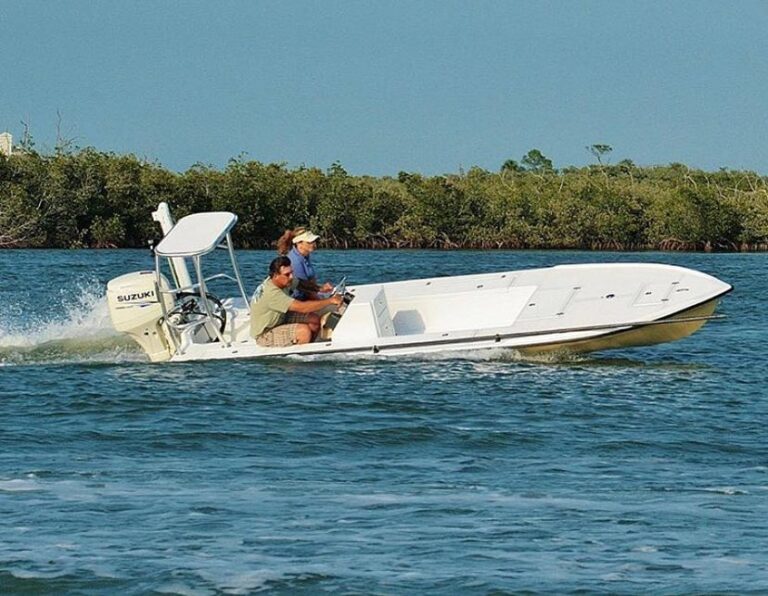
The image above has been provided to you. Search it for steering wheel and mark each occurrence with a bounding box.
[168,291,227,334]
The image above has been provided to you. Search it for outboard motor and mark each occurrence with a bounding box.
[107,271,175,362]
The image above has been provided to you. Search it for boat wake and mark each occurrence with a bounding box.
[0,282,143,366]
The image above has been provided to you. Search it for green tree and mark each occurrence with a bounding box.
[587,144,613,165]
[500,159,523,173]
[521,149,554,173]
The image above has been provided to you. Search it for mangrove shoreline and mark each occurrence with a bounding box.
[2,148,767,251]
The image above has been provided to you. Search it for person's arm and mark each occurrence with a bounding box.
[297,277,334,294]
[288,294,342,314]
[296,278,320,294]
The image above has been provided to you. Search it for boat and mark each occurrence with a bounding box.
[106,203,732,363]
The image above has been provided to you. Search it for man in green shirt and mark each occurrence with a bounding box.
[251,256,343,347]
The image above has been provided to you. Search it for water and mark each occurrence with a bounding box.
[0,249,766,594]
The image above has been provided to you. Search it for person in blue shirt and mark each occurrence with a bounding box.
[276,227,333,300]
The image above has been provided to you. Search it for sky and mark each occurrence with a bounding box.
[2,1,768,175]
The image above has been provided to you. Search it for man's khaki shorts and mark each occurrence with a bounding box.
[256,323,303,347]
[256,312,314,347]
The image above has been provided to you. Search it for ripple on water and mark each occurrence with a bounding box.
[0,250,765,593]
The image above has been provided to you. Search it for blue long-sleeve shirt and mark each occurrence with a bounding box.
[287,246,317,300]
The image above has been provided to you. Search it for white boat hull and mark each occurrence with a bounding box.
[167,263,731,362]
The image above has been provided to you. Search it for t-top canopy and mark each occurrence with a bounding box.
[154,212,238,257]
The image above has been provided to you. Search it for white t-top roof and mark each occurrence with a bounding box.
[154,212,238,257]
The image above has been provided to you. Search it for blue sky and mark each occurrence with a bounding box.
[2,1,767,175]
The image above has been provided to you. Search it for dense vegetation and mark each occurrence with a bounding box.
[1,146,767,250]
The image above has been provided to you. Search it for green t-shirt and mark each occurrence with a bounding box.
[250,279,294,338]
